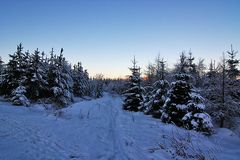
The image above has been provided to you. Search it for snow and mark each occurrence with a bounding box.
[0,94,240,160]
[176,104,188,110]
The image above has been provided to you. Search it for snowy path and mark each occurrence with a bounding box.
[1,94,240,160]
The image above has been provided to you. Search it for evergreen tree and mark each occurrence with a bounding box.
[72,62,90,97]
[47,49,74,108]
[91,74,104,98]
[0,56,3,73]
[145,63,155,84]
[2,43,29,96]
[226,45,239,80]
[0,56,4,84]
[174,52,188,73]
[143,58,169,118]
[161,74,213,134]
[195,58,206,87]
[123,57,144,112]
[26,49,49,100]
[204,54,240,128]
[10,85,30,106]
[161,53,213,133]
[144,80,169,118]
[187,51,197,75]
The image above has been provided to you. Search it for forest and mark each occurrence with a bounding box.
[0,43,239,134]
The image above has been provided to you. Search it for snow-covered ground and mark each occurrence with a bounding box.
[0,93,240,160]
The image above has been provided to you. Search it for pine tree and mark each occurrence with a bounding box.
[0,56,5,95]
[226,45,239,80]
[144,80,169,118]
[174,52,188,74]
[123,57,144,112]
[2,43,29,96]
[187,51,197,75]
[145,63,155,84]
[91,74,104,98]
[26,49,49,100]
[143,58,169,118]
[195,58,206,87]
[47,49,73,108]
[161,53,213,134]
[10,85,30,106]
[204,54,240,128]
[0,56,4,84]
[161,74,213,134]
[73,62,90,97]
[0,56,3,73]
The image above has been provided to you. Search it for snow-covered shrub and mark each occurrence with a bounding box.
[11,85,30,106]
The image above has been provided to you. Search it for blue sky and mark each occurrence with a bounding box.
[0,0,240,78]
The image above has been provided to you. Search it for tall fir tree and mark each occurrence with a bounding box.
[123,57,144,112]
[47,49,74,108]
[2,43,29,96]
[143,57,169,118]
[26,49,49,100]
[72,62,90,97]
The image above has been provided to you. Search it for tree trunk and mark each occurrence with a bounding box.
[220,116,225,128]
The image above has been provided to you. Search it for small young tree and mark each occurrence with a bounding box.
[123,57,144,112]
[226,45,239,80]
[10,85,30,106]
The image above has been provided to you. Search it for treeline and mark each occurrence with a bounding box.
[123,46,240,134]
[0,43,108,108]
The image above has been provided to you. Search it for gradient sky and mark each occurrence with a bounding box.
[0,0,240,78]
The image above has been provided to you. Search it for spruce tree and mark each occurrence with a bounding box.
[123,57,144,112]
[0,56,5,95]
[26,49,49,100]
[204,54,240,128]
[2,43,29,96]
[143,58,169,118]
[0,56,4,84]
[10,85,30,106]
[226,45,239,80]
[161,53,213,134]
[73,62,90,97]
[47,49,73,108]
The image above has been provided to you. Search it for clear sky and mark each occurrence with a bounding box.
[0,0,240,78]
